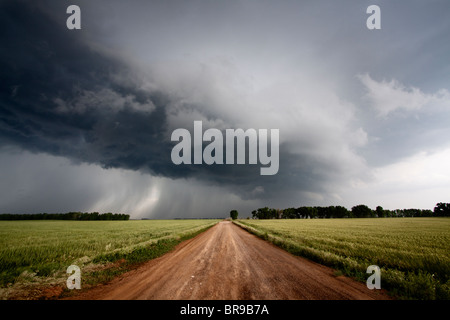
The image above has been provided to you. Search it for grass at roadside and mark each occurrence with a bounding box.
[0,219,219,299]
[234,218,450,300]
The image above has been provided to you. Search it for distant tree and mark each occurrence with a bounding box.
[434,202,450,217]
[351,204,373,218]
[334,206,349,218]
[376,206,385,218]
[316,206,327,218]
[295,207,305,219]
[230,210,239,220]
[269,208,279,219]
[276,208,283,219]
[244,203,446,221]
[0,212,130,220]
[421,209,433,217]
[257,207,270,219]
[297,206,318,219]
[251,207,279,219]
[281,208,297,219]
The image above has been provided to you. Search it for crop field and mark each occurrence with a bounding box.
[0,219,218,299]
[235,218,450,299]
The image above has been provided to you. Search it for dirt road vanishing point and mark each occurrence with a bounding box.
[69,221,390,300]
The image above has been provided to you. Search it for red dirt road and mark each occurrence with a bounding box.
[69,221,390,300]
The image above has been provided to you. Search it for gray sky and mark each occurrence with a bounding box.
[1,0,449,218]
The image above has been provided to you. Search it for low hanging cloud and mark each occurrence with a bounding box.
[0,148,260,218]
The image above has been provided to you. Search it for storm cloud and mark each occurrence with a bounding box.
[0,1,173,174]
[1,0,449,217]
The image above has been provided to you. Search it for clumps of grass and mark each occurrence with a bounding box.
[92,239,176,264]
[382,269,450,300]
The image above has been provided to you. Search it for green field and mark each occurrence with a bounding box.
[235,218,450,300]
[0,219,218,299]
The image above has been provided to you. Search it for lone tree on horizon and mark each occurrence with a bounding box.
[230,210,238,220]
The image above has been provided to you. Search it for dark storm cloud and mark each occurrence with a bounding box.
[0,2,170,173]
[0,1,311,200]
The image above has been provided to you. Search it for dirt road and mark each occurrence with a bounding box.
[70,221,390,300]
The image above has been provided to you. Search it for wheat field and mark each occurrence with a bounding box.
[235,218,450,299]
[0,219,218,291]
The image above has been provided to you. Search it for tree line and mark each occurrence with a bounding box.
[0,212,130,221]
[251,202,450,219]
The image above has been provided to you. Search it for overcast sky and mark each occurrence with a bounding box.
[1,0,449,218]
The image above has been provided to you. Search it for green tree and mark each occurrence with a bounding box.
[334,206,349,218]
[376,206,385,218]
[269,208,279,219]
[434,202,450,217]
[281,208,297,219]
[297,206,318,219]
[257,207,270,219]
[230,210,239,220]
[351,204,373,218]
